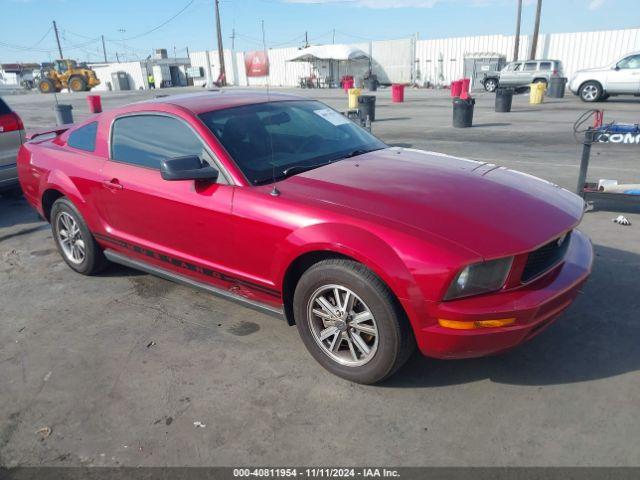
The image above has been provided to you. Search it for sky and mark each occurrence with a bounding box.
[0,0,638,63]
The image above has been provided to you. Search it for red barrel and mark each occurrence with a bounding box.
[391,84,405,103]
[451,80,462,97]
[86,95,102,113]
[462,78,471,94]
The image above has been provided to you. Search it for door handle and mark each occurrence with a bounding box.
[102,178,123,191]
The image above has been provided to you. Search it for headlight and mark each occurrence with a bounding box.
[444,257,513,300]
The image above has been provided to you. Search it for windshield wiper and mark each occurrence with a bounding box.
[282,161,332,177]
[343,149,371,159]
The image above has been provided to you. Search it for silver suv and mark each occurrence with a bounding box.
[569,51,640,102]
[0,97,25,193]
[483,59,564,92]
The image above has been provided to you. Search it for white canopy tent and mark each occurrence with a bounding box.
[288,45,369,62]
[288,44,370,88]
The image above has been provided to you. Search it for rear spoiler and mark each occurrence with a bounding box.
[26,125,72,141]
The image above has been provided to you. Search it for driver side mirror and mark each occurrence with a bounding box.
[614,64,621,70]
[160,156,219,182]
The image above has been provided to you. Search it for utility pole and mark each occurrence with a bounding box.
[305,31,309,48]
[513,0,522,61]
[332,29,335,44]
[186,46,190,57]
[214,0,226,86]
[230,28,236,50]
[529,0,542,60]
[52,20,63,59]
[101,34,107,62]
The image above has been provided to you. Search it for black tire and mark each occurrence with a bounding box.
[38,78,55,94]
[68,75,87,92]
[50,197,108,275]
[579,81,603,102]
[293,259,415,384]
[484,78,498,92]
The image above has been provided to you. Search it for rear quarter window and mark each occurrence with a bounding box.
[68,122,98,152]
[0,98,12,115]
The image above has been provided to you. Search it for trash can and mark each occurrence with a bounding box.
[547,77,567,98]
[452,97,475,128]
[54,104,73,125]
[357,95,376,123]
[86,95,102,113]
[529,82,545,104]
[391,84,405,103]
[348,88,361,109]
[495,87,514,112]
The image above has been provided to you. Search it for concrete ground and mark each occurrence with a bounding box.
[1,87,639,467]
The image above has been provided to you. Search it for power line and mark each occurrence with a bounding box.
[106,0,195,41]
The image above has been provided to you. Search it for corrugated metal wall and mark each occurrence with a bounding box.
[92,61,146,91]
[189,28,640,88]
[415,28,640,85]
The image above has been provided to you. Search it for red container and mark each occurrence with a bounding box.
[391,84,405,103]
[341,75,354,92]
[86,95,102,114]
[451,80,462,97]
[462,78,471,94]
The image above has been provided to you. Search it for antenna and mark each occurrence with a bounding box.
[262,20,279,197]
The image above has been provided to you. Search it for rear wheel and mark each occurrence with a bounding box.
[38,78,55,94]
[579,81,602,102]
[51,198,108,275]
[293,259,414,384]
[68,76,87,92]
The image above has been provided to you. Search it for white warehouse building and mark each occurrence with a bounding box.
[189,27,640,88]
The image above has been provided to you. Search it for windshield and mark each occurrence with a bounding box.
[199,100,386,185]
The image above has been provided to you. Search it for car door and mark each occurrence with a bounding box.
[521,62,538,85]
[499,62,521,86]
[607,54,640,94]
[96,112,237,286]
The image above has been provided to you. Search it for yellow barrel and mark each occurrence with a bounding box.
[348,88,361,109]
[529,82,545,104]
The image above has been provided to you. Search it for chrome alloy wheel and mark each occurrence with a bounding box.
[307,284,379,367]
[582,84,599,101]
[56,212,86,264]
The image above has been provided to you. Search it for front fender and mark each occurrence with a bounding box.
[271,222,440,332]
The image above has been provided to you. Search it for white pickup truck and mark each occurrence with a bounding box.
[570,52,640,102]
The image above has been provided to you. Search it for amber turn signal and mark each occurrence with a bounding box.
[438,318,516,330]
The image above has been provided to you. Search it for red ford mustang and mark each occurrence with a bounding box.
[18,91,593,384]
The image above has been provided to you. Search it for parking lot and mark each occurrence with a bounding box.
[1,87,639,467]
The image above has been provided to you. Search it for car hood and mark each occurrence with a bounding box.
[574,65,611,75]
[278,148,584,259]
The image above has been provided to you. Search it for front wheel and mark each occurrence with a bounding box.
[579,81,603,102]
[484,78,498,92]
[294,259,414,384]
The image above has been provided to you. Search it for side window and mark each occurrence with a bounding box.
[539,62,552,71]
[524,62,537,71]
[513,63,523,71]
[617,55,640,69]
[67,122,98,152]
[111,115,206,169]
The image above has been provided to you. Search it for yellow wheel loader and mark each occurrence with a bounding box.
[37,59,100,94]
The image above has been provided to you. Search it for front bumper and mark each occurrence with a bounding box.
[416,229,593,359]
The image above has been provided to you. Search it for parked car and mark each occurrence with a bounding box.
[18,92,593,384]
[0,96,25,193]
[483,59,564,92]
[570,51,640,102]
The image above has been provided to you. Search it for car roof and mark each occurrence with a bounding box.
[137,90,305,115]
[510,59,560,63]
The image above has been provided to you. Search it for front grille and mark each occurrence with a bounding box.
[521,231,572,283]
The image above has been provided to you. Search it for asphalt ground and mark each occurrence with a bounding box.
[0,86,639,467]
